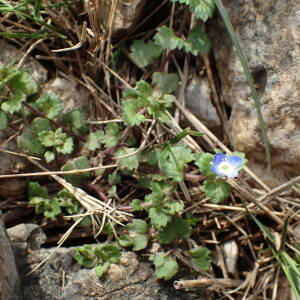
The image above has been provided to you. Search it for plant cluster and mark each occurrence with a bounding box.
[0,0,247,282]
[3,1,296,297]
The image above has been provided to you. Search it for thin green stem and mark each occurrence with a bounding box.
[214,0,271,169]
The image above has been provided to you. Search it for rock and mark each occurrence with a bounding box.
[221,240,238,276]
[7,223,46,251]
[7,223,46,279]
[0,40,48,84]
[209,0,300,186]
[100,0,148,35]
[41,78,88,112]
[185,77,221,129]
[0,213,22,300]
[17,246,201,300]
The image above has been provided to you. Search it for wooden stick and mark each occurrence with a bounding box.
[174,278,243,290]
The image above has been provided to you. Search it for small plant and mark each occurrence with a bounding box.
[73,244,121,277]
[119,219,148,251]
[149,252,179,280]
[28,182,81,219]
[38,128,74,162]
[28,182,62,219]
[130,25,210,68]
[1,0,274,291]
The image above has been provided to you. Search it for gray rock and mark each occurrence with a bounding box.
[209,0,300,186]
[186,78,221,128]
[41,78,89,113]
[0,40,48,84]
[0,213,22,300]
[100,0,148,35]
[7,223,46,250]
[20,247,201,300]
[7,223,46,280]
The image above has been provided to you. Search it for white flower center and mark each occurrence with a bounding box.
[219,162,232,172]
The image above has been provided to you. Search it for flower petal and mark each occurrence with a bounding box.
[212,153,227,165]
[225,168,238,178]
[228,155,243,169]
[211,164,227,177]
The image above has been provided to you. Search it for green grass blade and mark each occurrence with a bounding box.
[279,252,300,300]
[34,0,42,20]
[0,32,48,38]
[280,218,289,251]
[246,208,275,244]
[214,0,271,169]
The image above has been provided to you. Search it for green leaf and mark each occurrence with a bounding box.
[121,80,153,126]
[95,261,110,277]
[147,94,175,122]
[85,130,104,151]
[18,128,46,156]
[184,213,198,227]
[38,128,66,147]
[28,181,49,198]
[120,219,148,251]
[131,235,148,251]
[154,26,184,50]
[56,136,74,154]
[131,199,143,211]
[73,245,96,268]
[102,123,120,147]
[0,111,7,130]
[94,244,121,264]
[108,185,117,197]
[189,247,211,270]
[61,156,90,186]
[185,26,210,55]
[158,216,191,244]
[62,109,87,135]
[56,189,80,215]
[18,118,51,156]
[159,145,194,182]
[44,151,55,163]
[1,69,37,114]
[127,219,148,234]
[115,148,140,171]
[119,235,133,247]
[30,117,51,132]
[130,40,162,68]
[194,152,215,177]
[34,93,63,119]
[149,207,173,229]
[171,0,215,22]
[203,180,230,203]
[38,128,73,155]
[29,196,62,219]
[108,171,121,185]
[149,253,179,280]
[136,80,153,97]
[78,216,92,228]
[122,99,146,126]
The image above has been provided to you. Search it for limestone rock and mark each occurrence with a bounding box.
[20,247,201,300]
[100,0,148,35]
[41,78,89,112]
[7,223,46,251]
[0,214,22,300]
[185,77,220,129]
[209,0,300,186]
[0,40,48,84]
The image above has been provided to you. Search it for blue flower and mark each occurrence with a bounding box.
[211,153,244,178]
